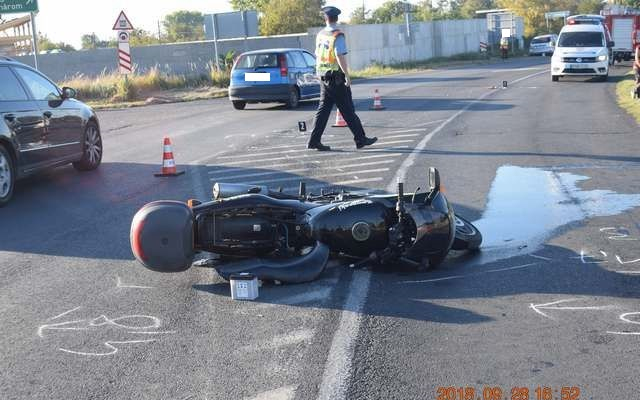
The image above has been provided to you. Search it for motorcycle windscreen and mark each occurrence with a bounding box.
[130,201,195,272]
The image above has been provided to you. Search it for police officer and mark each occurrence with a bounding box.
[307,6,377,151]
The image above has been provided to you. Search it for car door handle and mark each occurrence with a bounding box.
[43,111,53,119]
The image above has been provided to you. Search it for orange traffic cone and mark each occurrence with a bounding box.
[369,89,385,110]
[154,137,185,177]
[332,110,348,127]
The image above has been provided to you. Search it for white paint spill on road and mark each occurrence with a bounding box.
[474,166,640,265]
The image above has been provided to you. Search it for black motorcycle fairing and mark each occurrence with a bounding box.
[131,200,195,272]
[404,192,455,261]
[306,199,394,257]
[215,241,330,283]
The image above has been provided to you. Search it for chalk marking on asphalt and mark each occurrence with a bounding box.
[576,249,603,264]
[247,386,296,400]
[529,254,553,261]
[317,270,370,400]
[399,263,539,284]
[529,299,618,320]
[58,340,156,357]
[210,160,396,181]
[248,169,389,185]
[388,128,427,133]
[600,227,638,241]
[616,270,640,274]
[48,306,82,321]
[127,330,176,335]
[600,251,608,257]
[219,147,410,166]
[316,70,550,400]
[239,329,314,352]
[217,140,415,160]
[607,331,640,335]
[615,255,640,265]
[116,276,153,289]
[620,312,640,325]
[38,320,88,338]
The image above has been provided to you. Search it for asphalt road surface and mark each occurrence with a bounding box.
[2,57,640,400]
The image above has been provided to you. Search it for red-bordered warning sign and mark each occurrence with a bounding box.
[113,10,134,31]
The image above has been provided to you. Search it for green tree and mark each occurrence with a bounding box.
[229,0,270,11]
[130,29,163,46]
[349,6,370,24]
[259,0,324,36]
[163,10,205,42]
[38,33,75,52]
[80,33,116,49]
[370,1,411,24]
[414,1,436,21]
[458,0,496,18]
[576,0,604,14]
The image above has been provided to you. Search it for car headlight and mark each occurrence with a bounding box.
[597,55,607,61]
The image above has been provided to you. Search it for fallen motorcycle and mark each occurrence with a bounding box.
[130,167,481,283]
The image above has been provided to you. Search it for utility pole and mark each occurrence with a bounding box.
[30,12,38,70]
[157,20,161,41]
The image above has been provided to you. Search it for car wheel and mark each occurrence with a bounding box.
[73,122,102,171]
[286,87,300,109]
[552,75,559,82]
[0,145,15,207]
[232,100,246,110]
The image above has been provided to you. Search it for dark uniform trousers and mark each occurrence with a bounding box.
[308,71,367,146]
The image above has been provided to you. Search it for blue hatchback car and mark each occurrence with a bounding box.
[229,48,321,110]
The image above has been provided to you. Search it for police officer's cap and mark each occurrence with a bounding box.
[321,6,341,18]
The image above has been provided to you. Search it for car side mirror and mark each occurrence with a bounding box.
[428,167,440,194]
[61,86,76,99]
[608,41,615,48]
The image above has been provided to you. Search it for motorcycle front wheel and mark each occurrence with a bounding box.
[451,215,482,251]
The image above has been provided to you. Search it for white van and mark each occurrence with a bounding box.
[551,23,611,82]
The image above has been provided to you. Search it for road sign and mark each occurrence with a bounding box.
[112,10,134,31]
[479,41,488,52]
[0,0,38,14]
[118,31,129,43]
[118,41,132,74]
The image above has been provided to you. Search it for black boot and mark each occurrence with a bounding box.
[355,136,378,149]
[307,142,331,151]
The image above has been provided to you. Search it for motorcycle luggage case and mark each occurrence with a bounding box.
[130,201,195,272]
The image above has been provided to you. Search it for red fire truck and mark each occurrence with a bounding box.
[600,5,640,63]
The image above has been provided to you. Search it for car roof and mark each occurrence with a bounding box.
[239,48,310,56]
[533,34,556,38]
[568,14,605,21]
[560,23,605,33]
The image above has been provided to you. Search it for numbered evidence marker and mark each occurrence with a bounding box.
[298,121,307,132]
[502,80,508,88]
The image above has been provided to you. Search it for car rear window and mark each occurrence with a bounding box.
[0,67,29,101]
[531,37,551,44]
[558,32,603,47]
[235,53,280,69]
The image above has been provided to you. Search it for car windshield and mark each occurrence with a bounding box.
[531,37,551,44]
[235,53,279,69]
[558,31,603,47]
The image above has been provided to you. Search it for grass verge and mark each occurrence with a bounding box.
[615,71,640,123]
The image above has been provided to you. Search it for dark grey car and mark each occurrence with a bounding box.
[0,57,102,206]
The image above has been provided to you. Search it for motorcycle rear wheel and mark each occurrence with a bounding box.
[451,215,482,251]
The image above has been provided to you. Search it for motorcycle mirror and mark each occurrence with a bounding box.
[299,181,306,200]
[428,167,440,193]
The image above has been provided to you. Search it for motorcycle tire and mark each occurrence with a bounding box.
[451,215,482,251]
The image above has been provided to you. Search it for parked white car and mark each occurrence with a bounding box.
[551,23,611,82]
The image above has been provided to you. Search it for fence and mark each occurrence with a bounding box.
[12,19,487,82]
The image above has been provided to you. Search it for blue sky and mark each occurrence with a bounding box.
[28,0,397,49]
